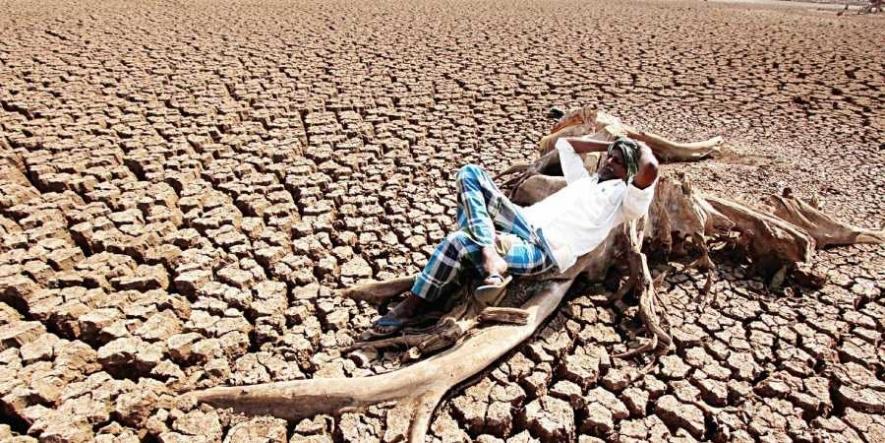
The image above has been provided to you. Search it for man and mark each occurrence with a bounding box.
[368,135,659,337]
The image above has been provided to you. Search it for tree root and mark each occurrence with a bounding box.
[540,108,723,162]
[611,220,673,360]
[493,162,529,181]
[687,238,717,310]
[510,174,567,206]
[767,189,885,248]
[345,334,428,353]
[614,334,658,360]
[703,195,814,275]
[185,108,884,441]
[496,149,565,201]
[338,275,416,304]
[505,108,723,200]
[188,212,621,440]
[188,279,575,442]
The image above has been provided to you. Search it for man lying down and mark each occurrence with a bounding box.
[367,135,660,338]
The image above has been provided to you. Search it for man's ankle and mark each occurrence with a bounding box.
[481,246,507,273]
[397,292,425,317]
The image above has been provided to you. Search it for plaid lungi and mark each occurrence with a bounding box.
[411,164,554,302]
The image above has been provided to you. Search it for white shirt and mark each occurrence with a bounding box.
[522,138,656,273]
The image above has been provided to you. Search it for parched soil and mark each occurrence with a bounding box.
[0,0,882,442]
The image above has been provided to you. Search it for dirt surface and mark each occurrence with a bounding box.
[1,0,883,441]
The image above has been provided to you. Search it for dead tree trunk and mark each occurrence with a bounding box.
[539,107,723,161]
[766,190,885,248]
[498,107,722,198]
[194,283,573,442]
[185,111,882,442]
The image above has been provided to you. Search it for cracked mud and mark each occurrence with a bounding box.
[0,0,883,442]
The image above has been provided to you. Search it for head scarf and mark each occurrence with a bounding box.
[607,136,641,181]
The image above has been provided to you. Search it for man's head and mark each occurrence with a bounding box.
[599,137,641,182]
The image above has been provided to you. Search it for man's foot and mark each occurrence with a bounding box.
[475,246,512,307]
[365,293,427,339]
[475,274,513,308]
[365,312,407,339]
[481,246,509,287]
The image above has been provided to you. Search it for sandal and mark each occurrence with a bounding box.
[475,273,513,308]
[362,312,407,340]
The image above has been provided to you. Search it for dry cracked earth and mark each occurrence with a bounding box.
[1,0,883,442]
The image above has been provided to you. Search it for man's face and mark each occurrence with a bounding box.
[599,148,628,182]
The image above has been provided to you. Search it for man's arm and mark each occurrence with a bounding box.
[553,135,613,184]
[562,136,611,154]
[554,138,591,184]
[621,142,659,222]
[632,142,658,190]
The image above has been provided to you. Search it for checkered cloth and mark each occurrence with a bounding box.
[411,164,554,302]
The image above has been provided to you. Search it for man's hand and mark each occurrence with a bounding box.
[632,142,658,189]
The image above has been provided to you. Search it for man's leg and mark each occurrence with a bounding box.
[454,164,534,242]
[374,230,550,332]
[410,230,483,303]
[371,230,483,333]
[501,237,554,276]
[370,165,540,335]
[454,164,536,283]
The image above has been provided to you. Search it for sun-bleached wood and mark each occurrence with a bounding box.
[186,112,881,442]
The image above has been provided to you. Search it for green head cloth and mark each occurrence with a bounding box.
[607,137,641,181]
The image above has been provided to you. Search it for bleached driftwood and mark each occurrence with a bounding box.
[539,107,723,161]
[186,110,881,442]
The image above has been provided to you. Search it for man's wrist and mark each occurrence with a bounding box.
[640,144,655,162]
[555,137,574,153]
